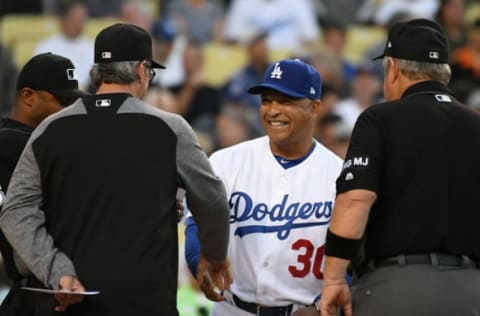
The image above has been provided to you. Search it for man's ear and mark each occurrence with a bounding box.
[311,99,322,117]
[386,57,399,85]
[20,88,36,108]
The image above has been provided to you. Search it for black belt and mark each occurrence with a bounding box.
[375,253,477,268]
[356,253,478,278]
[233,294,293,316]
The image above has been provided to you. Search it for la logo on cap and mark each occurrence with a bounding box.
[66,69,77,80]
[270,62,283,79]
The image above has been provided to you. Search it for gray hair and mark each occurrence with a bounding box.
[90,61,140,88]
[383,57,451,85]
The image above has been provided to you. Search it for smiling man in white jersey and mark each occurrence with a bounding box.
[185,59,343,315]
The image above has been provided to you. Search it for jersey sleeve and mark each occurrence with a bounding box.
[184,216,201,278]
[0,137,76,289]
[336,107,385,194]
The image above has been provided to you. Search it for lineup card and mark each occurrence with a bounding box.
[21,286,100,295]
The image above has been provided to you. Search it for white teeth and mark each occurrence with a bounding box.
[270,121,287,126]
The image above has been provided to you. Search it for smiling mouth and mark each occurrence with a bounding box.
[268,120,288,126]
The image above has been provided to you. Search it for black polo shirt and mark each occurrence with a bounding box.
[337,81,480,262]
[0,118,33,280]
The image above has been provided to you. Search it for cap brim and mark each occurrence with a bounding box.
[247,83,306,99]
[372,54,385,61]
[150,60,166,69]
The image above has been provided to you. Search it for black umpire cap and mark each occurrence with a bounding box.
[17,52,89,101]
[94,23,165,69]
[373,18,449,64]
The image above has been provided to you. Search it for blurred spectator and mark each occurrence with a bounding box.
[34,1,93,89]
[151,18,187,88]
[0,43,18,118]
[169,42,221,132]
[435,0,468,51]
[223,0,319,54]
[144,86,178,113]
[314,113,351,159]
[466,88,480,112]
[119,0,155,31]
[333,63,382,131]
[166,0,224,45]
[374,0,439,25]
[315,112,340,148]
[309,49,348,97]
[316,0,368,26]
[0,0,42,15]
[213,103,254,150]
[450,18,480,103]
[319,20,357,84]
[221,33,269,110]
[319,84,342,114]
[81,0,124,17]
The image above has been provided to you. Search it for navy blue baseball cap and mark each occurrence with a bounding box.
[248,59,321,100]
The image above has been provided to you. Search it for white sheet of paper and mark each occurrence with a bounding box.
[20,286,100,295]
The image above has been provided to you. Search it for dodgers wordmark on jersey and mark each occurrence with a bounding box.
[209,136,343,307]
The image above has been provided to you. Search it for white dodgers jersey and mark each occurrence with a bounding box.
[209,136,343,306]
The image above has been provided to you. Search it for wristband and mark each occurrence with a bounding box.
[325,228,362,260]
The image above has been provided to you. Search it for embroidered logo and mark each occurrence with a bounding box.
[101,51,112,59]
[270,62,283,79]
[429,51,439,59]
[310,87,316,95]
[66,69,77,80]
[434,94,451,102]
[345,172,354,181]
[95,99,111,107]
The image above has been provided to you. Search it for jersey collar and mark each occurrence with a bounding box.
[402,81,452,98]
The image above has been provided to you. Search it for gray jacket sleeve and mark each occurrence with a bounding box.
[173,118,230,261]
[0,138,76,289]
[117,98,230,261]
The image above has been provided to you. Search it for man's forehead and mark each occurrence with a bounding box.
[260,88,303,100]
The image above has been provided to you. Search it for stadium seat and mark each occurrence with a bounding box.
[344,25,386,64]
[0,15,57,66]
[203,43,247,87]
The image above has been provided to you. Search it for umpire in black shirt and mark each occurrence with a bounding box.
[320,19,480,316]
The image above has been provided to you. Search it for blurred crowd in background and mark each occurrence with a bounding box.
[0,0,480,315]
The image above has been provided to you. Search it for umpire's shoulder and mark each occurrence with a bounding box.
[120,97,194,136]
